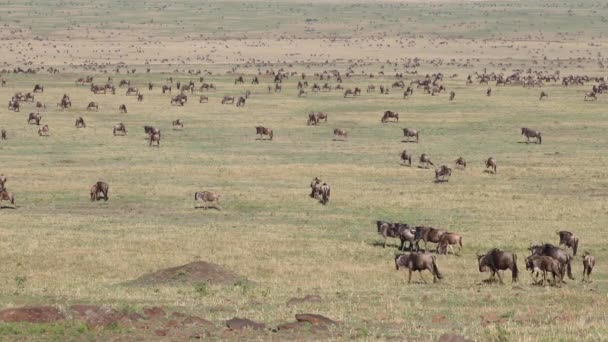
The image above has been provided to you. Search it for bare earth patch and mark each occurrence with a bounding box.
[124,261,249,287]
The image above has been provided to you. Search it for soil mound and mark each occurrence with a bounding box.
[126,261,247,286]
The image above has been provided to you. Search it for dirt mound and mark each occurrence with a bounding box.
[0,306,64,323]
[126,261,248,287]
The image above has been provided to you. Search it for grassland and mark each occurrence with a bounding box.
[1,0,608,341]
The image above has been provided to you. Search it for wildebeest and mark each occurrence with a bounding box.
[0,129,6,140]
[414,226,445,252]
[521,127,542,144]
[584,92,597,101]
[199,95,208,103]
[485,157,497,174]
[221,96,234,104]
[113,123,127,136]
[75,117,86,128]
[90,181,109,201]
[376,221,417,251]
[395,253,443,284]
[27,112,41,125]
[90,84,106,94]
[486,87,492,96]
[307,112,328,125]
[419,153,433,168]
[539,91,548,100]
[310,177,322,198]
[449,91,455,101]
[381,110,399,123]
[477,249,519,283]
[38,125,49,136]
[525,255,563,286]
[162,85,172,94]
[236,96,246,107]
[149,131,161,147]
[119,104,127,113]
[400,150,412,166]
[436,232,462,254]
[455,157,467,169]
[528,243,574,281]
[255,126,273,140]
[137,94,144,102]
[333,128,347,140]
[119,80,130,87]
[0,189,16,207]
[556,231,579,256]
[172,119,184,129]
[87,102,99,111]
[126,87,139,96]
[33,84,44,93]
[320,183,330,205]
[171,96,186,106]
[582,251,595,282]
[402,128,419,143]
[435,165,452,182]
[194,191,221,210]
[8,100,19,112]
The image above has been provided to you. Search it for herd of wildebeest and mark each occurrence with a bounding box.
[0,66,604,287]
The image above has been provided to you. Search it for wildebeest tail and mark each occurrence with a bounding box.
[194,192,198,201]
[431,255,443,279]
[512,254,519,282]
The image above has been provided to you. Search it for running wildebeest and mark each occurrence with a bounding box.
[455,157,467,169]
[376,221,417,251]
[90,181,109,201]
[521,127,542,144]
[528,243,574,281]
[525,255,563,286]
[0,189,15,207]
[584,92,597,101]
[119,104,127,113]
[414,226,445,252]
[27,112,41,125]
[400,150,412,166]
[539,91,548,100]
[236,96,246,107]
[381,110,399,123]
[172,119,184,129]
[33,84,44,93]
[436,232,462,254]
[485,157,497,174]
[402,128,419,143]
[221,96,234,104]
[582,251,595,282]
[320,183,330,205]
[38,125,49,136]
[333,128,347,140]
[113,123,127,136]
[255,126,273,140]
[477,249,519,284]
[87,102,99,111]
[194,191,221,210]
[395,253,443,284]
[556,231,579,256]
[419,153,433,168]
[75,117,86,128]
[435,165,452,182]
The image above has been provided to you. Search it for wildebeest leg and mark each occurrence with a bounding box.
[407,268,412,284]
[419,271,427,284]
[496,270,504,284]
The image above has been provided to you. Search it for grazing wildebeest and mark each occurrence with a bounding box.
[320,183,330,205]
[126,87,139,96]
[455,157,466,169]
[87,102,99,111]
[171,96,185,106]
[584,92,597,101]
[8,100,19,112]
[119,80,130,87]
[27,112,41,125]
[414,226,445,252]
[307,112,328,125]
[436,232,462,254]
[90,181,109,201]
[402,128,419,143]
[376,221,417,251]
[0,189,15,207]
[528,243,574,281]
[419,153,433,168]
[36,101,45,109]
[149,131,160,147]
[137,94,144,102]
[194,191,221,210]
[395,253,443,284]
[38,125,50,136]
[119,104,127,113]
[557,231,579,256]
[525,255,563,286]
[1,129,6,140]
[75,117,86,128]
[539,91,548,100]
[113,123,127,136]
[400,150,412,166]
[477,249,519,284]
[221,96,234,104]
[485,157,497,174]
[344,89,355,98]
[333,128,347,140]
[33,84,44,93]
[172,119,184,129]
[236,96,246,107]
[434,165,452,182]
[162,85,171,94]
[90,84,106,94]
[582,251,595,282]
[449,91,455,101]
[381,111,399,123]
[199,95,208,103]
[310,177,322,198]
[255,126,273,140]
[521,127,542,144]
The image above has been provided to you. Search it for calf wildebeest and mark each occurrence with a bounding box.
[435,165,452,182]
[381,110,399,123]
[525,255,563,286]
[528,243,574,281]
[582,251,595,282]
[402,128,419,143]
[199,95,208,103]
[221,96,234,104]
[255,126,273,140]
[87,102,99,111]
[33,84,44,93]
[75,117,86,128]
[539,91,548,100]
[414,226,445,252]
[521,127,542,144]
[1,129,6,140]
[557,231,579,256]
[113,123,127,136]
[395,253,443,284]
[119,104,127,113]
[376,221,417,251]
[419,153,433,168]
[485,157,497,174]
[0,189,15,207]
[477,249,519,284]
[38,125,50,136]
[90,181,109,201]
[584,92,597,101]
[27,112,41,125]
[194,191,221,210]
[236,96,246,107]
[333,128,348,140]
[149,131,160,147]
[436,232,462,254]
[320,183,330,205]
[455,157,466,169]
[172,119,184,129]
[449,91,455,101]
[162,85,172,94]
[400,150,412,166]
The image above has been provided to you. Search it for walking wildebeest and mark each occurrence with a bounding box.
[90,181,109,201]
[435,165,452,182]
[436,232,462,254]
[113,123,127,136]
[381,111,399,123]
[376,221,417,251]
[119,104,127,113]
[521,127,542,144]
[419,153,433,168]
[194,191,221,210]
[395,253,443,284]
[236,96,246,107]
[455,157,466,169]
[172,119,184,129]
[582,251,595,282]
[557,231,579,256]
[75,117,86,128]
[414,226,445,252]
[0,189,15,207]
[525,255,563,286]
[27,112,41,125]
[400,150,412,166]
[485,157,497,174]
[528,243,574,281]
[38,125,49,136]
[333,128,347,140]
[320,183,331,205]
[255,126,273,140]
[477,249,519,284]
[402,128,419,143]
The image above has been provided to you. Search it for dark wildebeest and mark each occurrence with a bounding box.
[27,112,41,125]
[199,95,208,103]
[436,232,462,254]
[119,104,127,114]
[414,226,445,252]
[162,85,171,94]
[255,126,273,140]
[485,157,497,174]
[310,177,322,198]
[400,150,412,166]
[381,111,399,123]
[376,221,417,251]
[119,80,130,87]
[320,183,331,205]
[149,131,160,147]
[556,231,579,256]
[539,91,548,100]
[435,165,452,182]
[455,157,466,169]
[8,100,20,112]
[38,125,49,136]
[75,117,86,128]
[87,102,99,111]
[402,128,419,143]
[395,253,443,284]
[137,94,144,102]
[449,91,455,101]
[113,123,127,136]
[525,255,563,286]
[521,127,542,144]
[584,92,597,101]
[343,89,355,98]
[419,153,433,168]
[33,84,44,93]
[194,191,221,210]
[528,243,574,281]
[172,119,184,129]
[333,128,347,140]
[486,87,492,96]
[307,112,328,125]
[0,189,16,207]
[126,86,139,96]
[148,82,153,91]
[236,96,246,107]
[0,129,5,140]
[221,96,234,104]
[171,96,185,106]
[582,251,595,282]
[477,249,519,284]
[90,181,109,201]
